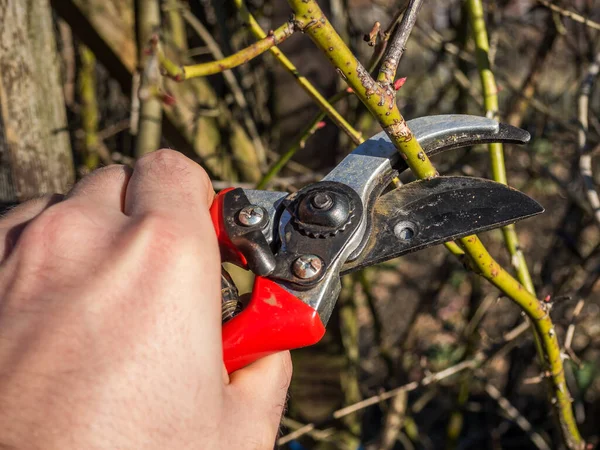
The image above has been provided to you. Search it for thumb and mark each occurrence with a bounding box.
[224,352,292,448]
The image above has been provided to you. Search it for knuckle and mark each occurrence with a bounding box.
[134,149,213,205]
[135,149,191,177]
[14,204,80,266]
[91,164,131,184]
[69,164,130,196]
[0,194,60,223]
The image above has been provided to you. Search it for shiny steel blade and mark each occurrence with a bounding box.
[341,176,543,274]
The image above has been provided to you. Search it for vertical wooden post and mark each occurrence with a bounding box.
[0,0,74,204]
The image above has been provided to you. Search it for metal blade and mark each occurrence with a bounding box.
[341,176,543,274]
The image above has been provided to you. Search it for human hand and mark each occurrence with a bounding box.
[0,150,292,449]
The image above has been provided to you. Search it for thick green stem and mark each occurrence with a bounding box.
[466,0,535,294]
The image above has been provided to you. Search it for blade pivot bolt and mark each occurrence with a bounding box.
[311,193,334,210]
[292,254,323,279]
[237,205,266,227]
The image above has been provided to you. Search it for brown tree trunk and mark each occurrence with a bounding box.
[0,0,74,204]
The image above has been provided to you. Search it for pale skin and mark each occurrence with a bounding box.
[0,150,292,449]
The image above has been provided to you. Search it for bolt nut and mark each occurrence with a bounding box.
[237,205,266,227]
[311,192,334,210]
[292,254,324,279]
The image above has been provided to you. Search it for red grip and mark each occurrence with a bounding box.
[210,188,248,268]
[223,277,326,373]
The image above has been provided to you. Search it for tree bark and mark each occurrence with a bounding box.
[0,0,74,203]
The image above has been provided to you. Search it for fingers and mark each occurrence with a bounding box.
[123,150,214,220]
[226,352,292,447]
[0,194,64,261]
[66,165,132,212]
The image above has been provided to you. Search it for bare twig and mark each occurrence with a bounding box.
[277,359,479,445]
[484,383,551,450]
[377,0,425,86]
[97,119,131,141]
[564,299,586,365]
[536,0,600,31]
[578,52,600,228]
[378,391,408,450]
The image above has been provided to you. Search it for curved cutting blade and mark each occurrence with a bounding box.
[341,176,543,274]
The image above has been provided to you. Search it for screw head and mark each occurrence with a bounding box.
[237,205,265,227]
[292,254,324,279]
[311,192,334,210]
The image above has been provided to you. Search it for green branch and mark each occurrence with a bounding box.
[233,0,363,146]
[159,20,295,80]
[466,0,536,294]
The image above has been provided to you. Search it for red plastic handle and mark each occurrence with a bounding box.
[210,188,248,268]
[223,277,325,373]
[210,189,326,373]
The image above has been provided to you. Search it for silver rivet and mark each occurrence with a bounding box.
[292,254,323,279]
[237,205,265,227]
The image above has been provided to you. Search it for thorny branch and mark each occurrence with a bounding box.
[257,4,412,189]
[282,1,584,446]
[288,0,438,179]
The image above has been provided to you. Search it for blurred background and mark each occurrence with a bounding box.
[1,0,599,448]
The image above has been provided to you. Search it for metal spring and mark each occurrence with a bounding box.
[221,268,243,323]
[221,299,244,323]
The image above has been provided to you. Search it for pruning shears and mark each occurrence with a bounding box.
[211,115,544,373]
